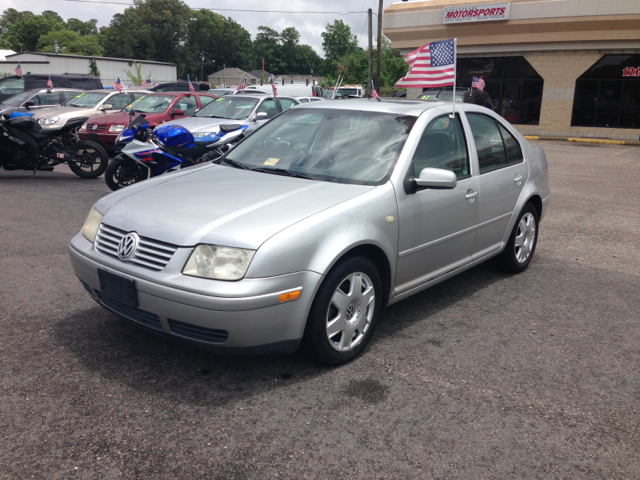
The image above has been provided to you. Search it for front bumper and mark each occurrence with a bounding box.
[69,232,323,355]
[79,131,118,150]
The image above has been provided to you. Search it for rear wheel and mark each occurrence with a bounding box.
[68,141,108,178]
[105,156,148,191]
[303,256,382,365]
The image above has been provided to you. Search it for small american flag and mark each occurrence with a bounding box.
[140,78,151,89]
[238,77,246,91]
[395,39,456,89]
[46,75,54,90]
[112,76,124,93]
[472,76,485,91]
[269,75,277,97]
[371,80,380,99]
[15,62,22,77]
[187,75,196,94]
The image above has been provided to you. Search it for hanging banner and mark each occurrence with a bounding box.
[443,3,510,24]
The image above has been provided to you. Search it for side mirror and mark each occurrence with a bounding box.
[414,167,457,189]
[254,112,268,122]
[23,101,35,109]
[171,109,185,116]
[100,104,113,111]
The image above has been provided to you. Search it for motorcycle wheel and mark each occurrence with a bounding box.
[105,156,148,191]
[68,141,109,178]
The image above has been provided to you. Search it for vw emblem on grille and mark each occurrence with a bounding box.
[117,232,139,260]
[92,124,98,131]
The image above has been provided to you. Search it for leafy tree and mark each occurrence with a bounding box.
[321,20,358,76]
[122,61,150,85]
[3,13,66,51]
[67,18,98,36]
[379,36,408,88]
[37,29,104,56]
[89,58,100,76]
[0,8,34,35]
[100,10,138,59]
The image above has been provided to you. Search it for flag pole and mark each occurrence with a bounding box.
[451,38,457,118]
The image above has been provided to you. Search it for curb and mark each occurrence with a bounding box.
[567,138,625,145]
[524,135,539,140]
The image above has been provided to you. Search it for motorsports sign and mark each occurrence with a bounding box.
[443,3,510,23]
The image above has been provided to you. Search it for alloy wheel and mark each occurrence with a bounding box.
[514,212,536,263]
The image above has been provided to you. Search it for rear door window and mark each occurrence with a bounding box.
[466,113,508,174]
[497,123,524,164]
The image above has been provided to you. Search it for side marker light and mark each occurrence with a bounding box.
[279,290,302,303]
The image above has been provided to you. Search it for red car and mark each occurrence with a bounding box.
[78,92,217,151]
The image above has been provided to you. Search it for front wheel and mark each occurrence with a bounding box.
[105,156,148,191]
[498,203,539,273]
[68,141,108,178]
[302,256,382,365]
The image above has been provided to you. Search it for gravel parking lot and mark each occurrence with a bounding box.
[1,141,639,479]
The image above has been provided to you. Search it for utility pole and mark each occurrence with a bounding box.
[368,8,373,98]
[376,0,383,93]
[223,63,226,87]
[200,51,204,83]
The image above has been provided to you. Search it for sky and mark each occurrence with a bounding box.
[3,0,402,57]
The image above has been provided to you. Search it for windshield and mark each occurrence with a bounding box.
[3,90,34,105]
[125,94,174,113]
[194,97,259,119]
[64,92,108,108]
[225,108,416,185]
[337,88,359,96]
[420,92,463,102]
[0,77,25,95]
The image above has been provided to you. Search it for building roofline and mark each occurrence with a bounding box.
[5,51,176,67]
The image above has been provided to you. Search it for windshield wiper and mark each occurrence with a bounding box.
[248,167,315,180]
[220,158,251,170]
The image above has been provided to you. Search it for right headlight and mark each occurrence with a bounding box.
[81,206,103,243]
[41,116,60,125]
[182,245,255,281]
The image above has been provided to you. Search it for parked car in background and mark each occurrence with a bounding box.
[209,88,236,97]
[70,99,549,365]
[419,87,495,111]
[160,94,299,137]
[392,91,407,98]
[0,74,102,103]
[296,97,325,103]
[79,92,216,151]
[245,84,323,98]
[0,88,84,117]
[149,82,210,93]
[32,89,147,143]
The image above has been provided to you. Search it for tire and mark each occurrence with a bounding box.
[498,203,539,273]
[67,141,108,178]
[105,156,148,191]
[302,256,383,365]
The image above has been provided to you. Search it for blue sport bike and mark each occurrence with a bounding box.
[104,114,248,191]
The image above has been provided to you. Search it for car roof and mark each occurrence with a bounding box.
[294,98,443,116]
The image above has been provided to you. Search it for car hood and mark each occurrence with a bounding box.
[32,106,97,120]
[161,116,247,133]
[101,164,373,249]
[88,111,166,127]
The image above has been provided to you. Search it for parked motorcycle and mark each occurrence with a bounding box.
[0,113,108,178]
[104,114,249,191]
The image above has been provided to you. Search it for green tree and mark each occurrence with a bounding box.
[3,12,66,51]
[379,36,408,88]
[0,8,34,35]
[100,10,138,59]
[122,61,151,85]
[321,19,358,77]
[89,58,100,76]
[37,29,104,56]
[67,18,98,36]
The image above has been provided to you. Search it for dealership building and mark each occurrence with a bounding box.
[383,0,640,141]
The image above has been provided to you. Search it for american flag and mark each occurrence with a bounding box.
[238,77,246,91]
[371,80,380,99]
[47,75,54,90]
[15,62,22,77]
[395,39,456,89]
[472,76,485,91]
[269,75,277,97]
[187,75,196,94]
[112,76,124,93]
[140,78,151,89]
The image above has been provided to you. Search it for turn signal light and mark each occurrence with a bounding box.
[279,290,302,303]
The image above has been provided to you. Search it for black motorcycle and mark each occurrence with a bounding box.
[0,114,108,178]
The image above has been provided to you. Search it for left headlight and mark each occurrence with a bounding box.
[41,116,60,125]
[82,206,103,243]
[183,245,255,281]
[109,124,126,133]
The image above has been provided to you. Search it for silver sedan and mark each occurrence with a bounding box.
[69,99,550,365]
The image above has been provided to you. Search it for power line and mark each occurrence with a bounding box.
[59,0,373,15]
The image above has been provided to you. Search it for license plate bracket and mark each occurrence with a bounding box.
[98,268,138,308]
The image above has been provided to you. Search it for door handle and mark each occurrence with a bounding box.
[465,190,478,202]
[514,174,523,186]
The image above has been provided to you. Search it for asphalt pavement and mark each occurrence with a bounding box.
[1,141,639,479]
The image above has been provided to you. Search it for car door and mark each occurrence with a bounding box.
[464,112,528,259]
[394,114,480,294]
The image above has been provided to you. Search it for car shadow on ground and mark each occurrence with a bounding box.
[52,260,510,407]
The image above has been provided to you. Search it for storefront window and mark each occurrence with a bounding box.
[456,56,543,125]
[571,55,640,129]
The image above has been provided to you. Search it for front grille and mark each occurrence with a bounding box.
[97,291,162,330]
[95,223,178,271]
[168,319,228,344]
[88,124,107,132]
